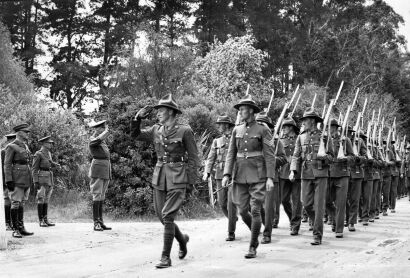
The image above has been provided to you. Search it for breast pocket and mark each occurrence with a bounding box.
[170,162,188,184]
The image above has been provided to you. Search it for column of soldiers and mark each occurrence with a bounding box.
[2,92,410,270]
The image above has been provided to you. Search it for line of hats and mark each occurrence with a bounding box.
[4,123,54,144]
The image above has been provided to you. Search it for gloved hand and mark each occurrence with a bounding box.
[6,181,15,191]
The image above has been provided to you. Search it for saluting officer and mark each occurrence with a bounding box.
[203,115,238,241]
[222,96,276,259]
[4,123,34,238]
[345,126,366,232]
[89,120,112,231]
[290,108,334,245]
[327,119,354,238]
[279,116,303,236]
[131,94,199,269]
[256,112,286,244]
[2,133,16,231]
[32,136,59,227]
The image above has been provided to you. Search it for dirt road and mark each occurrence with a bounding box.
[2,198,410,278]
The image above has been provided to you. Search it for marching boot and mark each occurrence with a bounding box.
[38,204,48,227]
[93,201,103,231]
[5,204,13,231]
[290,227,299,236]
[98,201,111,230]
[43,204,55,226]
[155,256,172,269]
[245,242,258,259]
[11,208,22,238]
[348,224,356,232]
[226,232,235,241]
[174,224,188,259]
[310,235,322,245]
[18,206,33,236]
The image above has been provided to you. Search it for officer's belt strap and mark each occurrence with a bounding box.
[237,151,263,158]
[158,156,185,163]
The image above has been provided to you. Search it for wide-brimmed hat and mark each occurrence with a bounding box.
[330,119,341,127]
[89,120,107,128]
[256,111,273,128]
[282,116,299,133]
[13,123,30,133]
[347,125,353,132]
[299,108,323,122]
[406,142,410,149]
[360,131,367,140]
[153,94,182,114]
[233,95,261,113]
[216,115,235,126]
[39,135,55,144]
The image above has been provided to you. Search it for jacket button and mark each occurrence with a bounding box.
[245,141,247,143]
[245,133,248,135]
[245,148,248,151]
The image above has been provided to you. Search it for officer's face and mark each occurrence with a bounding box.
[18,130,30,141]
[156,107,172,124]
[44,142,53,150]
[217,123,230,133]
[239,106,253,121]
[282,125,291,135]
[302,118,315,130]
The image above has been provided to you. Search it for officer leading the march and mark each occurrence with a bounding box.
[4,123,34,238]
[2,133,16,231]
[32,136,59,227]
[222,95,276,259]
[203,115,238,241]
[131,94,200,269]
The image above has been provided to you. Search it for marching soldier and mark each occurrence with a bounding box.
[290,108,334,245]
[4,123,34,238]
[381,140,395,216]
[222,96,275,258]
[32,136,59,227]
[346,126,366,232]
[327,119,354,238]
[370,142,383,222]
[279,116,303,236]
[359,132,373,226]
[256,112,286,244]
[131,94,199,268]
[203,115,238,241]
[402,143,410,201]
[390,140,400,213]
[2,133,16,231]
[89,120,112,231]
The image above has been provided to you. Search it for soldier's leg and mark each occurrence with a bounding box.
[382,176,391,214]
[326,179,336,230]
[348,178,362,226]
[226,186,237,239]
[407,177,410,201]
[280,179,293,222]
[361,180,373,224]
[262,186,274,242]
[37,185,46,226]
[376,178,382,217]
[312,177,327,241]
[290,179,302,233]
[249,182,266,250]
[15,187,33,236]
[216,179,229,218]
[301,179,315,224]
[43,185,55,226]
[232,183,252,230]
[370,180,380,220]
[10,188,24,238]
[390,176,398,211]
[272,182,281,227]
[4,188,12,230]
[334,177,349,235]
[345,181,351,225]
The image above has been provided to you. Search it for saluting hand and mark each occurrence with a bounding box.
[135,105,152,120]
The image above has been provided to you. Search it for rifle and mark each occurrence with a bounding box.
[351,88,360,110]
[393,117,401,162]
[352,111,362,156]
[290,92,302,117]
[366,120,373,160]
[311,93,317,109]
[317,81,344,158]
[337,104,352,159]
[386,127,392,163]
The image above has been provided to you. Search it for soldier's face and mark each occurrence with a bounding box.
[239,106,253,121]
[156,107,172,124]
[302,118,314,130]
[18,130,29,141]
[282,125,291,135]
[217,123,229,133]
[330,125,338,135]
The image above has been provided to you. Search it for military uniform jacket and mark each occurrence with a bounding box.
[329,135,354,178]
[401,153,410,177]
[391,147,400,177]
[290,128,334,180]
[372,148,382,180]
[131,118,200,190]
[89,136,111,180]
[4,139,32,188]
[32,147,55,186]
[350,137,367,179]
[383,149,395,177]
[279,135,300,180]
[1,147,7,187]
[204,134,230,180]
[224,120,276,184]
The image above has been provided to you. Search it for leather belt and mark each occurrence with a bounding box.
[237,151,263,158]
[40,167,50,171]
[159,156,185,163]
[13,162,28,166]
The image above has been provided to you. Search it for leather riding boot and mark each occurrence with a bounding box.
[174,224,188,260]
[155,256,172,269]
[5,205,12,231]
[38,204,48,227]
[93,201,103,231]
[98,201,111,230]
[11,208,22,238]
[43,204,55,226]
[18,206,33,236]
